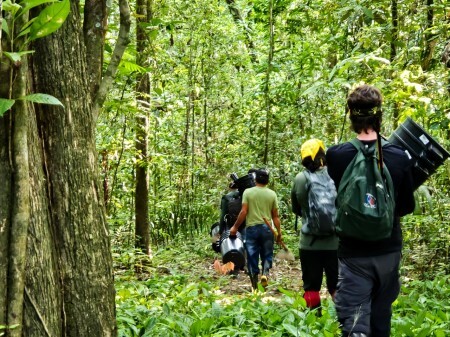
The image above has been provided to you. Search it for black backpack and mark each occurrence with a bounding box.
[225,195,244,230]
[223,173,255,230]
[302,169,337,237]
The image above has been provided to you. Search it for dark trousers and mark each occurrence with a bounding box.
[335,252,401,337]
[300,249,338,295]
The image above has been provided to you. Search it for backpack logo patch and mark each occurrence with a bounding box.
[364,193,377,209]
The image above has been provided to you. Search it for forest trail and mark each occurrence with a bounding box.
[204,248,305,296]
[148,235,332,301]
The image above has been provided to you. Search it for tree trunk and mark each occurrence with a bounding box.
[1,0,129,335]
[390,0,398,62]
[390,0,399,128]
[8,53,30,337]
[421,0,437,71]
[135,0,151,256]
[225,0,257,64]
[263,0,274,164]
[83,0,108,95]
[0,12,12,329]
[29,2,117,335]
[422,0,438,71]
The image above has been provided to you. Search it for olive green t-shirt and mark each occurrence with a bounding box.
[242,186,278,226]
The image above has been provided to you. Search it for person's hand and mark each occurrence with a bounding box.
[229,226,237,237]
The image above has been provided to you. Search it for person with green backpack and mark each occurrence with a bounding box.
[326,84,415,337]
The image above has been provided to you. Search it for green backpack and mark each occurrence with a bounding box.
[336,138,395,241]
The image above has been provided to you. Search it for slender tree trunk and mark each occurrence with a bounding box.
[0,10,32,337]
[0,1,3,56]
[225,0,256,63]
[421,0,437,71]
[135,0,151,256]
[84,0,108,95]
[442,42,450,94]
[390,0,398,62]
[0,7,11,327]
[8,56,30,337]
[391,0,399,128]
[263,0,274,164]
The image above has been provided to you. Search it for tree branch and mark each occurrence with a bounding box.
[92,0,131,122]
[83,0,108,96]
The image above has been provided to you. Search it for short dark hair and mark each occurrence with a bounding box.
[255,168,269,185]
[347,85,383,133]
[302,149,326,172]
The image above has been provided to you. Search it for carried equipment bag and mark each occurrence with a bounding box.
[225,195,243,229]
[336,138,395,241]
[302,169,337,237]
[223,173,256,230]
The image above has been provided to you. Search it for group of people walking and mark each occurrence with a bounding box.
[219,84,416,337]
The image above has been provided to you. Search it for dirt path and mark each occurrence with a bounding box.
[206,254,303,296]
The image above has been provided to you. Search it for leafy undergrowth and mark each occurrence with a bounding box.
[114,235,450,337]
[392,275,450,337]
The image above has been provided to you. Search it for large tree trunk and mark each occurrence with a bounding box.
[28,2,117,336]
[0,0,127,335]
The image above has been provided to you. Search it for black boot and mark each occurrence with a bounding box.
[249,273,258,291]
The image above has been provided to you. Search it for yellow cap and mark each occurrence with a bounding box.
[301,139,325,160]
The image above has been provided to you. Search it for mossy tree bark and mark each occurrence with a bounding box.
[0,0,130,336]
[135,0,151,256]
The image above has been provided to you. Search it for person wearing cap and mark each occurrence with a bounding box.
[291,138,338,315]
[230,168,281,290]
[326,84,415,337]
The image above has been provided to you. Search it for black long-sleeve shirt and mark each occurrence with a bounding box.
[326,139,415,257]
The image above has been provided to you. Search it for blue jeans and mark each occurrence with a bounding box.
[244,224,274,275]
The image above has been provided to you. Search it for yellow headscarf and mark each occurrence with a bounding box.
[301,139,325,161]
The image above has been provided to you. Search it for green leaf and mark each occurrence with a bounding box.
[0,99,15,116]
[283,323,302,336]
[18,93,64,107]
[3,51,35,63]
[119,60,147,74]
[29,0,70,42]
[301,80,325,96]
[149,29,158,41]
[365,55,390,65]
[434,329,446,337]
[2,18,10,37]
[18,0,59,16]
[17,17,38,39]
[362,7,373,19]
[3,0,22,15]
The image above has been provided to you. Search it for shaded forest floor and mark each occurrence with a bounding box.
[114,231,450,337]
[129,231,333,301]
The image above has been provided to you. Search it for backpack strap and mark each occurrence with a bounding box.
[349,137,389,176]
[349,137,395,200]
